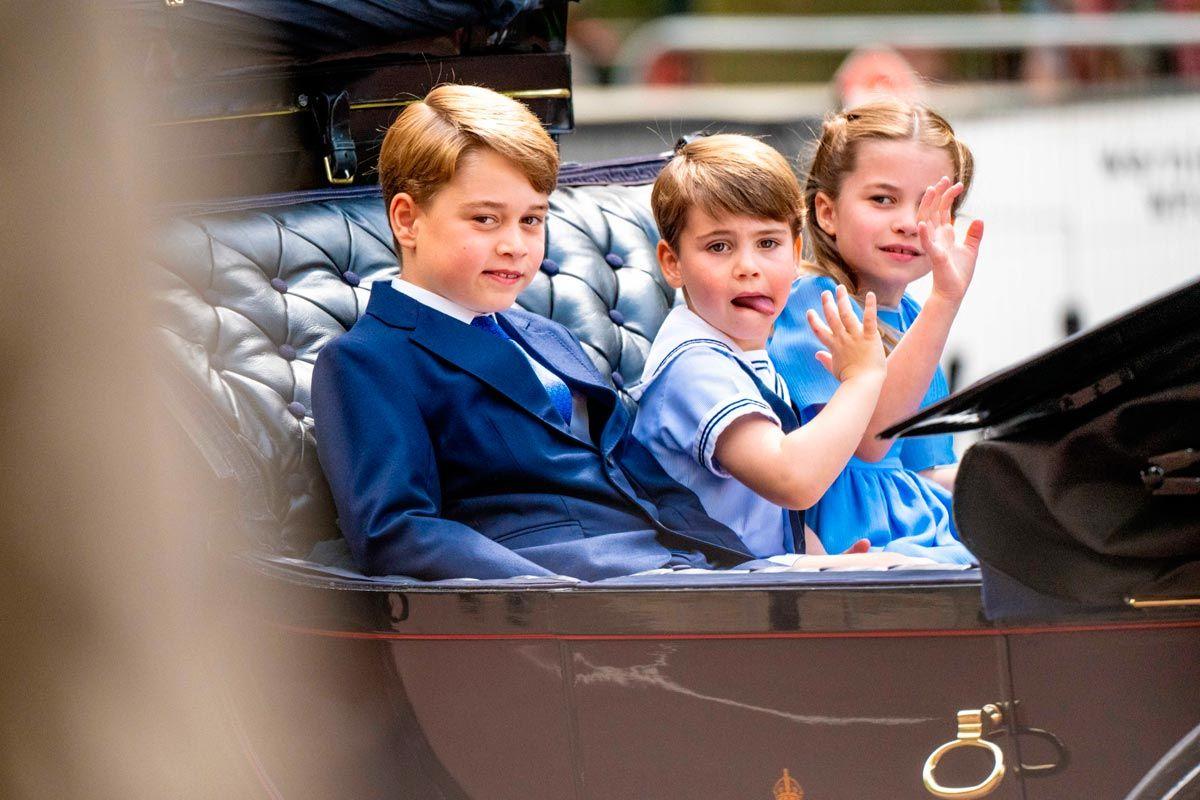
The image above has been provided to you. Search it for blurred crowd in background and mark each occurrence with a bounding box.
[567,0,1200,90]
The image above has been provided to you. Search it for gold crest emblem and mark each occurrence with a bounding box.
[773,768,804,800]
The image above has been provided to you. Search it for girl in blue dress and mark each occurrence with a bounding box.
[769,99,985,564]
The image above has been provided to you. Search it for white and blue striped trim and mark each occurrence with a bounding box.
[748,356,791,405]
[694,395,779,478]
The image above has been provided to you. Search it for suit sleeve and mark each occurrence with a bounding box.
[312,338,555,580]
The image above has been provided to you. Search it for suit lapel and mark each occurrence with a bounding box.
[506,316,603,388]
[409,306,564,430]
[505,315,628,451]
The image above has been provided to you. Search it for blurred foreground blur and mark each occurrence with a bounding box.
[0,5,299,798]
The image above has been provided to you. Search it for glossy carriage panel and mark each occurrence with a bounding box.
[566,634,1019,799]
[230,561,1200,798]
[1008,625,1200,799]
[314,572,1023,799]
[389,639,579,800]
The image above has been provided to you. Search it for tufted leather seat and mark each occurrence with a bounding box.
[151,179,676,559]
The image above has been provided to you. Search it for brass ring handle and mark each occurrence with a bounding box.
[923,705,1007,798]
[922,737,1006,798]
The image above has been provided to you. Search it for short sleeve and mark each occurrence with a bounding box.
[647,348,780,478]
[769,276,841,417]
[898,364,957,470]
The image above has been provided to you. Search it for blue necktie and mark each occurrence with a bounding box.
[471,315,573,426]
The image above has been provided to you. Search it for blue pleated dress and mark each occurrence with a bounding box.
[768,275,975,565]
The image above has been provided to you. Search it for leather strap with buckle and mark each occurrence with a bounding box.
[311,90,356,186]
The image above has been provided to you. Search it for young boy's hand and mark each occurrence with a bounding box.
[918,176,985,305]
[806,285,886,383]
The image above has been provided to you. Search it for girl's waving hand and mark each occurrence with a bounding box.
[917,176,985,305]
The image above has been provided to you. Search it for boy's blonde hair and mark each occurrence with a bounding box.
[803,98,974,297]
[378,84,558,210]
[652,134,803,250]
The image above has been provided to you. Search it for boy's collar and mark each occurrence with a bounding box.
[391,277,477,324]
[660,306,764,357]
[637,306,768,389]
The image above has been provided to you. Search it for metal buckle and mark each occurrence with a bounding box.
[323,155,355,186]
[1057,368,1133,412]
[1141,447,1200,495]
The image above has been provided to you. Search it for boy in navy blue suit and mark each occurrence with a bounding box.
[312,84,755,581]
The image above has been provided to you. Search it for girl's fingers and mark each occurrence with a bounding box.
[805,308,835,348]
[916,183,936,223]
[927,176,950,205]
[964,218,985,253]
[938,182,964,225]
[861,291,879,337]
[835,284,860,333]
[918,221,938,261]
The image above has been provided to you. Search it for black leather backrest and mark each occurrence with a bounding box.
[151,184,672,555]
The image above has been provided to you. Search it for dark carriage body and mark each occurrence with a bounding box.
[228,559,1199,800]
[147,3,1200,798]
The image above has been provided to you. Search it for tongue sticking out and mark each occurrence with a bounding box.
[731,295,775,314]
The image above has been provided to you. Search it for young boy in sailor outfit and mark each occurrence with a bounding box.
[632,135,918,562]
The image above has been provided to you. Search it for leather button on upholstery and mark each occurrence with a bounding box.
[608,309,625,326]
[540,258,560,276]
[286,474,307,494]
[343,270,360,287]
[278,344,297,360]
[605,253,624,269]
[270,278,288,293]
[610,370,625,390]
[287,401,306,419]
[202,289,221,306]
[209,355,224,371]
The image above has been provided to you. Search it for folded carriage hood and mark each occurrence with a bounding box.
[123,0,542,71]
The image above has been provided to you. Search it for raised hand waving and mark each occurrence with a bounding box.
[916,176,985,305]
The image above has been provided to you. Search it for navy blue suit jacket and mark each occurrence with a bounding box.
[312,281,754,581]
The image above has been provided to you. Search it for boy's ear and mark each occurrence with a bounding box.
[792,233,803,274]
[813,191,837,238]
[656,239,684,289]
[388,192,421,250]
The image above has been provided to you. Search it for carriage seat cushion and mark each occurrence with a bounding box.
[151,182,675,557]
